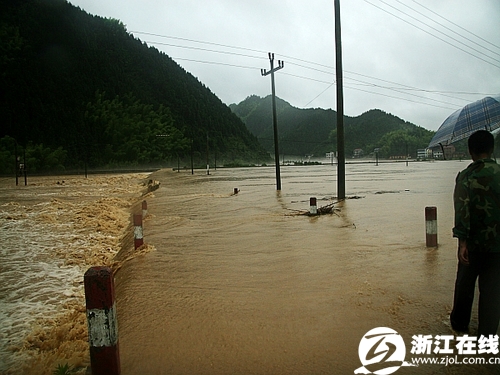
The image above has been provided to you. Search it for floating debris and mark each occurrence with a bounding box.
[287,201,341,216]
[287,195,365,217]
[145,179,160,193]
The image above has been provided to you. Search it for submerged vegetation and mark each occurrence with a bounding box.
[52,363,78,375]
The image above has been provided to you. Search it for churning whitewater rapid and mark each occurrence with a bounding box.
[0,173,150,374]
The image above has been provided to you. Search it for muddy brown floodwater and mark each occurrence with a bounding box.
[0,173,150,375]
[115,161,499,375]
[2,162,499,375]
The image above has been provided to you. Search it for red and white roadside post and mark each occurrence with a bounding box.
[134,213,143,249]
[84,266,120,375]
[425,206,438,247]
[142,200,147,218]
[310,197,317,215]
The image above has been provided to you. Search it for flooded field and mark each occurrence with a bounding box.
[114,161,499,375]
[1,161,499,375]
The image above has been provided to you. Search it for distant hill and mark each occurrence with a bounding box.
[0,0,269,173]
[230,95,435,159]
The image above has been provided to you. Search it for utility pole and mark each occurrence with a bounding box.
[406,141,409,167]
[334,0,346,200]
[206,132,210,175]
[261,53,284,191]
[156,133,172,172]
[14,141,18,186]
[22,148,27,186]
[190,138,194,175]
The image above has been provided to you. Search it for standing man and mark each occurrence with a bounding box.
[450,130,500,336]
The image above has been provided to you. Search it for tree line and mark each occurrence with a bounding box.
[231,95,436,159]
[0,0,269,174]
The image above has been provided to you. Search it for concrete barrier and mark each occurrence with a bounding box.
[83,197,152,373]
[425,206,438,247]
[310,197,317,215]
[84,266,120,375]
[133,214,143,249]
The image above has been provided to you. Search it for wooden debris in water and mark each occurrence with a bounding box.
[287,196,365,216]
[145,179,160,193]
[287,201,340,216]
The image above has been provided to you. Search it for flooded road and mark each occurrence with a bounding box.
[114,161,499,374]
[1,162,498,374]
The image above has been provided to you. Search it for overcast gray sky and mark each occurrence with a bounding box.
[69,0,500,131]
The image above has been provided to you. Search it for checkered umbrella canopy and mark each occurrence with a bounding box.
[428,95,500,149]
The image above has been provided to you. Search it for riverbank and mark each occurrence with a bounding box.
[0,173,152,374]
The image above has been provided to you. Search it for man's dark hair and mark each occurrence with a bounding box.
[468,130,494,156]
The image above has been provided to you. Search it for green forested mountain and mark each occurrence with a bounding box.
[230,95,435,159]
[0,0,269,173]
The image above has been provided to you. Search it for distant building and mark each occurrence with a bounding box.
[353,148,364,158]
[326,152,336,164]
[431,145,455,160]
[417,149,432,160]
[433,150,444,159]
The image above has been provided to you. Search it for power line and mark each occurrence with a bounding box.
[132,31,268,55]
[363,0,500,69]
[167,46,478,111]
[410,0,500,52]
[285,61,336,77]
[284,44,496,107]
[134,30,496,112]
[144,40,265,61]
[291,69,471,110]
[171,51,466,110]
[387,0,500,62]
[172,57,260,70]
[395,0,500,59]
[298,78,461,112]
[282,71,462,111]
[345,76,464,108]
[343,84,460,111]
[141,32,493,103]
[281,72,333,85]
[138,30,495,93]
[304,82,335,107]
[289,71,464,110]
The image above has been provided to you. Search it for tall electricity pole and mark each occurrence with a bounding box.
[334,0,345,200]
[261,53,284,191]
[206,131,210,175]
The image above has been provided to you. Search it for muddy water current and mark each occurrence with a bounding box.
[1,162,499,375]
[115,162,499,375]
[0,173,150,374]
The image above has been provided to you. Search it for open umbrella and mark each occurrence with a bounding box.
[428,95,500,149]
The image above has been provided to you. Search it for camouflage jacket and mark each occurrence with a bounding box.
[453,158,500,252]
